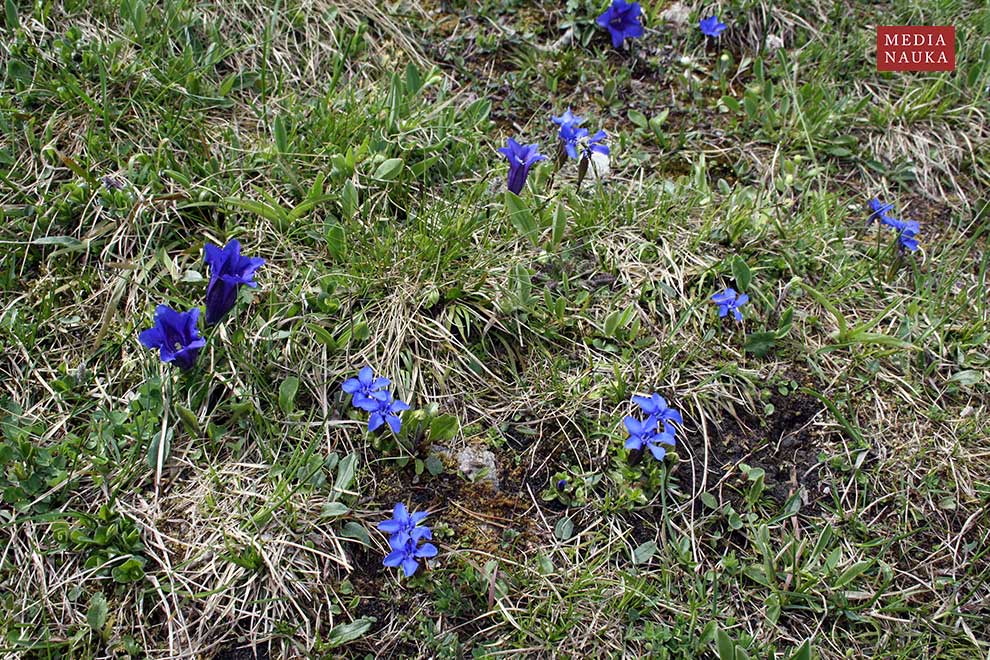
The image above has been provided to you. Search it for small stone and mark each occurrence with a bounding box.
[457,445,499,490]
[660,2,691,26]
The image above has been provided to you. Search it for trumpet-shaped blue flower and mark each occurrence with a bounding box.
[597,0,645,48]
[632,393,683,427]
[383,535,438,577]
[866,198,921,252]
[711,288,748,322]
[867,198,895,226]
[368,394,411,434]
[204,240,265,325]
[624,416,677,461]
[699,16,727,38]
[378,503,432,546]
[138,305,207,370]
[342,366,391,409]
[498,138,546,195]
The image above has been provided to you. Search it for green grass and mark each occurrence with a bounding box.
[2,0,989,657]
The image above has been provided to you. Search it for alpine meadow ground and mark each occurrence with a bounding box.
[1,0,988,658]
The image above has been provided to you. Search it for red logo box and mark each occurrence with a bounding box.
[877,26,955,72]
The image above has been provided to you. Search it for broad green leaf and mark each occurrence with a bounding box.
[743,331,776,357]
[632,540,657,565]
[554,516,574,540]
[333,452,358,495]
[428,414,459,442]
[5,0,18,30]
[732,255,752,292]
[273,115,288,154]
[340,521,370,545]
[174,404,201,436]
[505,190,539,245]
[341,180,358,221]
[786,640,812,660]
[627,109,648,128]
[87,592,108,631]
[278,376,299,414]
[716,629,735,660]
[324,617,376,648]
[373,157,404,181]
[320,502,350,518]
[550,201,567,247]
[834,560,872,588]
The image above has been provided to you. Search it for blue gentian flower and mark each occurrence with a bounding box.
[596,0,645,48]
[203,240,265,325]
[138,305,207,370]
[623,416,676,461]
[378,503,432,546]
[551,108,584,130]
[711,288,748,322]
[867,198,895,226]
[699,16,727,38]
[368,394,411,434]
[632,393,683,427]
[866,198,921,252]
[582,130,610,160]
[383,535,438,577]
[890,218,921,252]
[559,123,589,160]
[342,366,391,409]
[498,138,546,195]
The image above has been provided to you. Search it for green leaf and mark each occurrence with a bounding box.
[87,592,108,631]
[174,404,201,436]
[554,516,574,540]
[948,370,983,387]
[225,196,289,225]
[425,455,444,476]
[32,236,86,250]
[339,521,370,545]
[627,109,648,128]
[5,0,18,30]
[786,640,812,660]
[743,331,776,357]
[320,502,350,518]
[550,201,567,247]
[505,190,539,245]
[324,617,376,648]
[273,115,288,154]
[834,560,872,588]
[278,376,299,415]
[428,414,459,442]
[731,255,752,292]
[340,180,358,221]
[716,629,735,660]
[632,540,657,565]
[777,306,794,337]
[373,157,404,181]
[333,452,358,495]
[146,427,173,470]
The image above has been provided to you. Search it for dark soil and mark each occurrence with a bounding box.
[691,380,826,513]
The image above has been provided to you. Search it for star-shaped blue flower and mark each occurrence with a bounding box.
[551,109,584,129]
[632,393,683,427]
[342,366,391,410]
[623,415,677,461]
[383,535,438,577]
[367,394,411,434]
[138,305,207,370]
[700,16,727,38]
[582,129,610,160]
[378,503,432,547]
[203,240,265,325]
[711,288,749,322]
[596,0,645,48]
